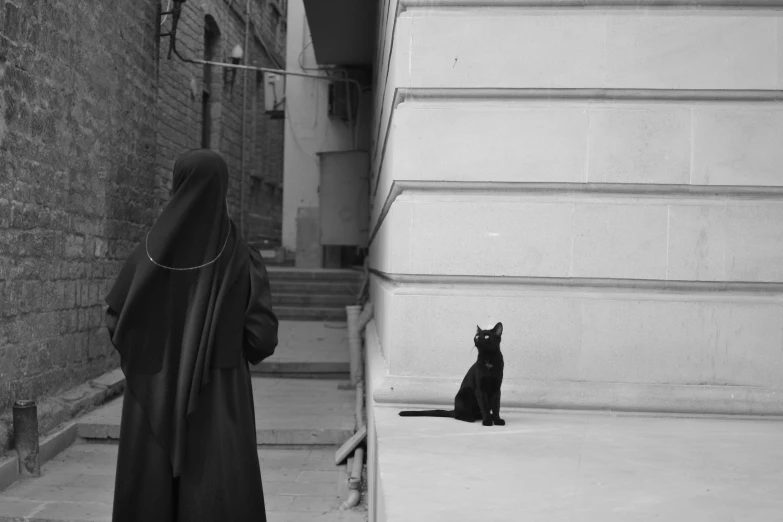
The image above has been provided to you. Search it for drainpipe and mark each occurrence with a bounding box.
[345,80,356,150]
[346,305,362,387]
[341,379,366,510]
[355,379,365,431]
[346,302,374,387]
[340,302,373,510]
[340,446,365,511]
[239,0,251,238]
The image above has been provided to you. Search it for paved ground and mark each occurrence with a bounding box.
[251,321,351,374]
[374,405,783,521]
[77,377,357,445]
[0,443,366,521]
[0,318,366,522]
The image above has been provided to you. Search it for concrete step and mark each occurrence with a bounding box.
[252,362,349,377]
[272,294,357,307]
[250,321,350,377]
[270,280,360,296]
[262,259,295,268]
[266,267,363,282]
[75,378,356,446]
[275,306,347,321]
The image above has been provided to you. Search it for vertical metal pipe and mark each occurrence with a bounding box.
[355,380,365,431]
[239,0,251,239]
[13,400,40,477]
[345,80,355,149]
[339,447,365,510]
[346,305,362,386]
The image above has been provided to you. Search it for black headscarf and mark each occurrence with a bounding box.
[105,149,257,477]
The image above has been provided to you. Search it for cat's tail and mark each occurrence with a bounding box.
[398,409,454,417]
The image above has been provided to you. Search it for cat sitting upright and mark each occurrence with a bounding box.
[399,322,505,426]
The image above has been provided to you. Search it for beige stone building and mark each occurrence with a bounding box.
[291,1,783,520]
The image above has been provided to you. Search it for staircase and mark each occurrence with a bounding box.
[267,267,363,322]
[249,267,364,378]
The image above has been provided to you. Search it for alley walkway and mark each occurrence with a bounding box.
[0,319,368,522]
[0,443,364,522]
[76,376,356,446]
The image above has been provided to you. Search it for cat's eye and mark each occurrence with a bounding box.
[484,335,489,339]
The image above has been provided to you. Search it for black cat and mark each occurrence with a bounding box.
[399,322,505,426]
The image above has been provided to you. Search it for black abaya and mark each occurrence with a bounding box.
[104,150,278,522]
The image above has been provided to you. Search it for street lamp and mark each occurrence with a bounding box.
[225,44,244,91]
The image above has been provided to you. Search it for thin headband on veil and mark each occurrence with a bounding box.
[145,197,231,271]
[143,149,232,274]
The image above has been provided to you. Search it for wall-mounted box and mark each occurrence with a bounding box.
[264,72,285,119]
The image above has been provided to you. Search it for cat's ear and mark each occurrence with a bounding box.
[492,322,503,337]
[476,325,482,333]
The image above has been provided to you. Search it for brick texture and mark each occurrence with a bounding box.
[0,0,286,453]
[0,0,159,453]
[155,0,285,245]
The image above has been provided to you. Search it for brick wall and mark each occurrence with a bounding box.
[248,69,284,244]
[0,0,286,451]
[155,0,285,245]
[0,0,159,449]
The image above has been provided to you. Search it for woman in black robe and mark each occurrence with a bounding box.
[104,149,278,522]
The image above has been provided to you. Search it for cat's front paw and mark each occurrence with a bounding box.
[494,418,506,426]
[481,419,493,427]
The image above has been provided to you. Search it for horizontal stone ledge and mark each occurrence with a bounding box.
[395,88,783,106]
[368,180,783,245]
[372,375,783,416]
[389,180,783,197]
[369,269,783,295]
[371,16,783,167]
[368,87,783,218]
[400,0,783,7]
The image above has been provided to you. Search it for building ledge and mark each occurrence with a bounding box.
[370,403,783,521]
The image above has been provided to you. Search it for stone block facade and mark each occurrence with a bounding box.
[368,3,783,419]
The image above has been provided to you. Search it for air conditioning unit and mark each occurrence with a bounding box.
[328,82,359,122]
[264,72,285,119]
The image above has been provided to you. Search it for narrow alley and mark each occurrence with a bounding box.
[5,1,783,521]
[0,268,368,522]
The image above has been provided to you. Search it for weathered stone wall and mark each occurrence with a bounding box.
[0,0,159,450]
[0,0,286,452]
